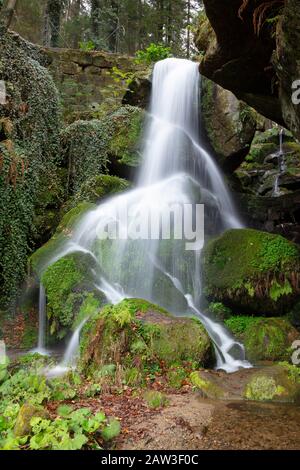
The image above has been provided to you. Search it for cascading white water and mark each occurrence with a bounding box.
[40,58,252,373]
[31,283,48,355]
[45,318,88,378]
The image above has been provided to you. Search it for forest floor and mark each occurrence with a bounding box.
[45,388,300,450]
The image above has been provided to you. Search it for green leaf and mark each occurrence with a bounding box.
[57,404,73,418]
[101,418,121,442]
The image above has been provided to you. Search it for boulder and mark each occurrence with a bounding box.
[202,228,300,315]
[14,403,48,437]
[66,174,131,211]
[243,365,300,403]
[80,298,213,374]
[225,317,299,362]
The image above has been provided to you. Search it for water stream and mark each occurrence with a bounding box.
[38,58,252,373]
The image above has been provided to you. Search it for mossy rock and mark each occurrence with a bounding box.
[190,370,225,399]
[80,298,212,374]
[30,202,96,276]
[14,403,48,437]
[202,229,300,315]
[41,253,104,340]
[243,365,300,403]
[67,174,131,210]
[201,77,256,172]
[225,317,299,362]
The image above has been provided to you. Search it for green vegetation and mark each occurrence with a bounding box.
[225,316,298,362]
[0,32,60,309]
[144,390,168,408]
[135,43,172,64]
[202,229,300,315]
[80,298,212,376]
[0,356,120,450]
[190,371,224,399]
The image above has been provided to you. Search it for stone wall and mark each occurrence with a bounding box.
[43,48,146,123]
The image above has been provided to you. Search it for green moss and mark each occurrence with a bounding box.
[60,120,109,195]
[68,174,131,209]
[190,371,224,399]
[225,316,261,336]
[202,229,300,315]
[107,106,144,167]
[80,298,212,375]
[40,253,103,339]
[30,202,96,276]
[244,375,286,401]
[225,317,298,362]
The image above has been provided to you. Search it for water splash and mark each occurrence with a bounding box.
[45,318,88,378]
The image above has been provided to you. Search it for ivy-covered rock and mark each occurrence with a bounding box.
[202,229,300,315]
[225,317,299,362]
[80,298,213,374]
[60,106,144,194]
[201,76,256,172]
[0,32,61,308]
[103,105,144,178]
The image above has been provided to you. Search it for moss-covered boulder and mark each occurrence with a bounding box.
[14,403,48,437]
[190,371,225,399]
[67,174,131,210]
[243,364,300,403]
[30,202,96,276]
[225,317,299,363]
[202,229,300,315]
[41,253,104,340]
[201,77,256,172]
[103,105,144,178]
[80,298,213,374]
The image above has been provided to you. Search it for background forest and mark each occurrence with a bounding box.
[11,0,202,56]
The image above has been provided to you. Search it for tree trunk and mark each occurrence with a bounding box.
[0,0,18,30]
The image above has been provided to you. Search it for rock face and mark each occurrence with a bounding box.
[60,106,144,188]
[202,228,300,315]
[197,1,282,124]
[201,77,256,172]
[44,48,148,123]
[80,299,213,374]
[275,0,300,141]
[196,0,300,140]
[233,128,300,243]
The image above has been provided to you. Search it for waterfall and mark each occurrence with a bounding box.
[273,128,287,197]
[31,283,48,355]
[39,58,252,373]
[45,318,88,378]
